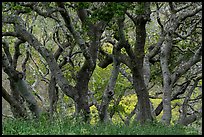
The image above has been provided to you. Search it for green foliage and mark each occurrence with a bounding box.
[89,65,111,100]
[2,116,199,135]
[90,105,99,125]
[91,6,112,22]
[101,42,113,54]
[2,2,32,13]
[150,62,162,84]
[171,99,183,123]
[77,2,90,9]
[90,2,129,23]
[113,3,129,18]
[135,2,145,15]
[119,94,137,115]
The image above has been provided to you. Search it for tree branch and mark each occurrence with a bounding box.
[171,45,202,84]
[18,2,62,21]
[2,32,18,37]
[22,45,30,76]
[179,5,202,22]
[13,40,25,69]
[3,14,78,100]
[2,86,28,118]
[2,39,13,66]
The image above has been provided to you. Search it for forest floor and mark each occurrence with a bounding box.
[2,116,201,135]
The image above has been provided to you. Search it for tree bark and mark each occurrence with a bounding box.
[48,74,58,118]
[74,60,93,122]
[132,4,153,123]
[160,33,173,125]
[132,69,153,123]
[2,86,28,118]
[99,48,120,123]
[177,76,202,126]
[2,51,41,119]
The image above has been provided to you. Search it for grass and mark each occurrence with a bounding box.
[2,116,200,135]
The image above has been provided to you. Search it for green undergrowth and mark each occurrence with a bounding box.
[2,116,199,135]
